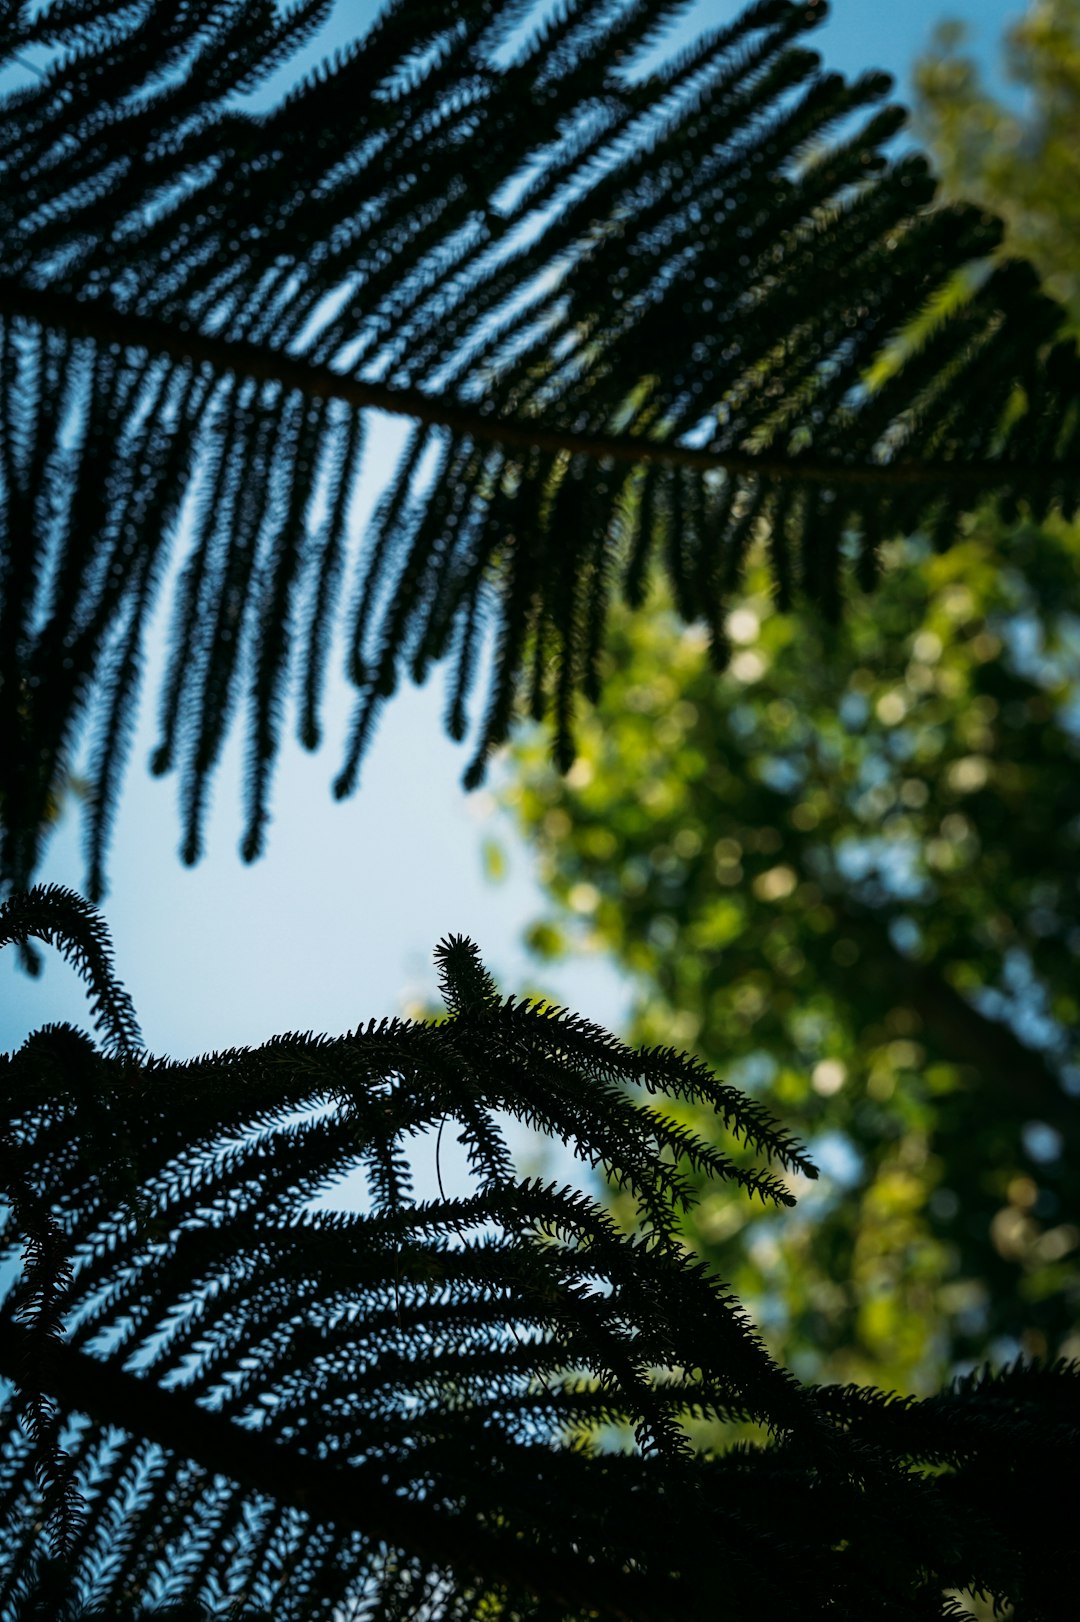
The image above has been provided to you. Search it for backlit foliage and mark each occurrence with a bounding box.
[1,889,1078,1618]
[1,0,1079,893]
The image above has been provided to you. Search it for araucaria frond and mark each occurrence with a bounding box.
[1,895,1076,1619]
[1,1,1078,890]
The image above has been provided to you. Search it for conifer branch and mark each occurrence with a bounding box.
[0,885,141,1056]
[0,896,1075,1617]
[2,0,1078,890]
[0,280,1066,492]
[0,1321,662,1622]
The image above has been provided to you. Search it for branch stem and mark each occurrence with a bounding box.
[0,282,1055,491]
[0,1321,670,1622]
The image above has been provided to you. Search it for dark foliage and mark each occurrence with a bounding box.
[2,6,1078,1613]
[2,0,1079,893]
[1,887,1077,1619]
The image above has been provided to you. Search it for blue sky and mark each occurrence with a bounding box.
[1,0,1031,1062]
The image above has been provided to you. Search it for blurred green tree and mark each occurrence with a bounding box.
[496,3,1080,1395]
[915,0,1080,328]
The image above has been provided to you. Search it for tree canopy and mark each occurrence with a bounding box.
[915,0,1080,327]
[499,513,1080,1393]
[496,1,1080,1398]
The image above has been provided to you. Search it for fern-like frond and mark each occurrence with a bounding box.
[0,901,817,1616]
[1,894,1076,1618]
[1,0,1077,890]
[0,884,141,1054]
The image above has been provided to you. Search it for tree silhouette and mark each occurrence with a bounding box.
[1,0,1078,895]
[2,3,1079,1617]
[2,886,1078,1619]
